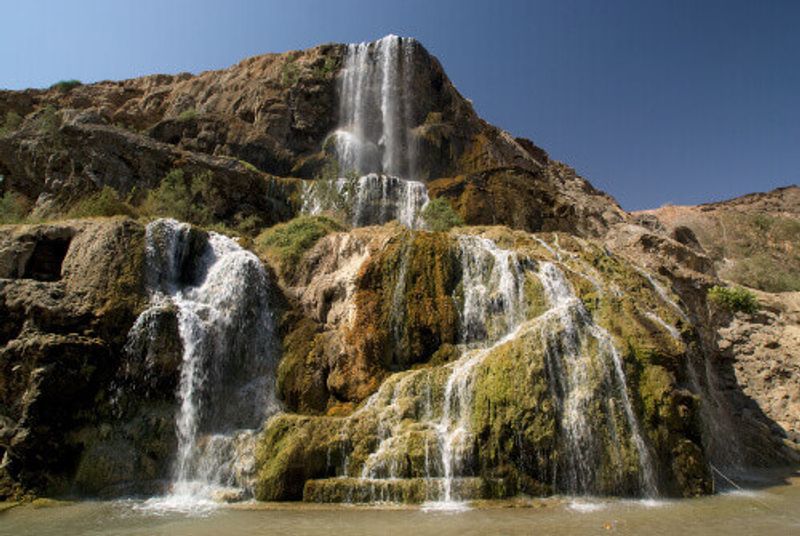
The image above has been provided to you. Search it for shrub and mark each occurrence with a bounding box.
[33,105,60,135]
[141,169,215,225]
[0,111,23,135]
[421,198,463,232]
[67,186,138,219]
[707,285,759,314]
[254,216,345,277]
[0,190,31,224]
[50,79,82,92]
[281,59,301,87]
[177,108,198,122]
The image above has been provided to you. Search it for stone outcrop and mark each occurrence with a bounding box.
[636,185,800,292]
[0,39,625,236]
[0,37,796,505]
[0,219,224,500]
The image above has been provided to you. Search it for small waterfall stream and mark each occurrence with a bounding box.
[432,236,527,504]
[537,262,658,497]
[303,35,429,229]
[335,35,417,177]
[130,219,280,511]
[302,173,429,228]
[346,235,528,507]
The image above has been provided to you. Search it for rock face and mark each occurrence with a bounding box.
[0,37,625,237]
[717,291,800,457]
[637,186,800,292]
[0,36,796,504]
[256,226,712,501]
[0,219,161,499]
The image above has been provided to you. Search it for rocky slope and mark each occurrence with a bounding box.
[0,36,797,504]
[0,39,625,237]
[636,186,800,292]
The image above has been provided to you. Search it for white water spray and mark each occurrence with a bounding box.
[130,219,279,512]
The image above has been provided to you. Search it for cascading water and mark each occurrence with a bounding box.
[335,35,417,177]
[636,267,745,473]
[537,262,658,497]
[432,236,528,505]
[303,35,429,229]
[302,173,428,228]
[130,219,280,511]
[347,235,529,507]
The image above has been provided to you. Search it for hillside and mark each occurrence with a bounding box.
[637,186,800,292]
[0,36,797,506]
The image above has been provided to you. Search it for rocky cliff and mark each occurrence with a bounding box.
[0,38,624,236]
[0,36,796,505]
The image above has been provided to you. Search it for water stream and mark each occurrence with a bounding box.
[127,219,280,511]
[537,262,658,497]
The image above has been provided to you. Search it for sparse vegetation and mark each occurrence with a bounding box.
[682,210,800,292]
[141,169,215,225]
[0,111,23,135]
[312,56,337,78]
[33,105,61,135]
[281,58,301,87]
[420,197,463,232]
[67,186,138,219]
[708,285,759,314]
[50,79,82,92]
[0,190,32,224]
[177,108,198,122]
[254,215,345,277]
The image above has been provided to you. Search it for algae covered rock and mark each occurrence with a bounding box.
[255,226,713,501]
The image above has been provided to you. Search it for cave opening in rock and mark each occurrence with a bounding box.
[23,237,71,281]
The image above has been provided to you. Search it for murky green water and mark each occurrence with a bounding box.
[3,475,799,536]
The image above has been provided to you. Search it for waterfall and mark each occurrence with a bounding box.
[432,236,527,504]
[304,35,427,229]
[636,265,744,473]
[537,262,658,497]
[131,219,279,510]
[334,35,417,178]
[301,173,429,229]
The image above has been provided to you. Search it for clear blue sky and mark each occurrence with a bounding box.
[1,0,798,210]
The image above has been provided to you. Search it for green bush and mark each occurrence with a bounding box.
[33,105,61,135]
[50,79,82,92]
[141,169,215,225]
[281,60,301,87]
[0,190,31,224]
[0,111,23,135]
[254,216,345,277]
[67,186,137,219]
[177,108,197,122]
[421,198,463,232]
[707,285,759,314]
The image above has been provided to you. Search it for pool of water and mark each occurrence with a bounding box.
[2,473,799,536]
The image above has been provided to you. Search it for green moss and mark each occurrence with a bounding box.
[176,108,197,122]
[255,415,341,501]
[277,317,330,413]
[254,215,345,279]
[470,330,555,494]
